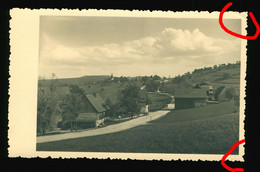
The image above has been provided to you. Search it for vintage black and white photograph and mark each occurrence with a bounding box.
[9,9,246,160]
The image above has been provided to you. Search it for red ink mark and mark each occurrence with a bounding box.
[221,139,245,172]
[219,2,260,40]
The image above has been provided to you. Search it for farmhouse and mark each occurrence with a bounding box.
[77,93,109,128]
[174,89,207,109]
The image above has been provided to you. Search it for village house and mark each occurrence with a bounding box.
[165,95,175,110]
[77,93,109,128]
[161,95,175,110]
[139,89,149,114]
[193,83,215,101]
[174,88,207,109]
[38,85,109,131]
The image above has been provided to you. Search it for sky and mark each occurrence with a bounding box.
[39,16,242,79]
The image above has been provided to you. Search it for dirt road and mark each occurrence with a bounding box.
[37,110,169,143]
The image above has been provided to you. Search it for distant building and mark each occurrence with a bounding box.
[139,89,149,114]
[208,85,214,94]
[77,93,109,128]
[174,89,207,109]
[193,83,215,101]
[140,105,149,114]
[166,103,175,109]
[163,79,169,83]
[166,95,175,110]
[193,84,201,89]
[140,85,146,90]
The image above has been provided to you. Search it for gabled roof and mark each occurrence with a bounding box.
[86,94,106,113]
[175,88,207,98]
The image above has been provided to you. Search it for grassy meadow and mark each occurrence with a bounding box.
[191,67,240,89]
[37,101,239,154]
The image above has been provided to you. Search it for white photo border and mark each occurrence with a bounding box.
[9,8,247,161]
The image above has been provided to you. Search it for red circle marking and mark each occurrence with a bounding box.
[221,139,245,172]
[219,2,260,40]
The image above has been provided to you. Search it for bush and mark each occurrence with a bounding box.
[214,86,225,100]
[225,87,237,101]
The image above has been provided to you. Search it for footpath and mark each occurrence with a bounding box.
[37,110,169,143]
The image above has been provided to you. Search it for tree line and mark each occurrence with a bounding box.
[191,61,240,75]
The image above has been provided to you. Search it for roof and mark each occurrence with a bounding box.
[193,84,201,89]
[86,93,106,113]
[174,88,207,98]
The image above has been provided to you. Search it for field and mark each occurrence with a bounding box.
[37,101,239,154]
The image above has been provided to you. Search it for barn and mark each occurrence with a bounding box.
[77,93,109,128]
[174,89,207,109]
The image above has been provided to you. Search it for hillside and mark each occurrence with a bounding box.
[159,62,240,96]
[189,66,240,89]
[38,75,110,87]
[38,62,240,108]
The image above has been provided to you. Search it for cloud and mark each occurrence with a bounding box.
[154,28,221,56]
[39,27,240,77]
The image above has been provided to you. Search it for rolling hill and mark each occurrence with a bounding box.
[38,62,240,106]
[190,67,240,89]
[38,75,111,87]
[159,62,241,96]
